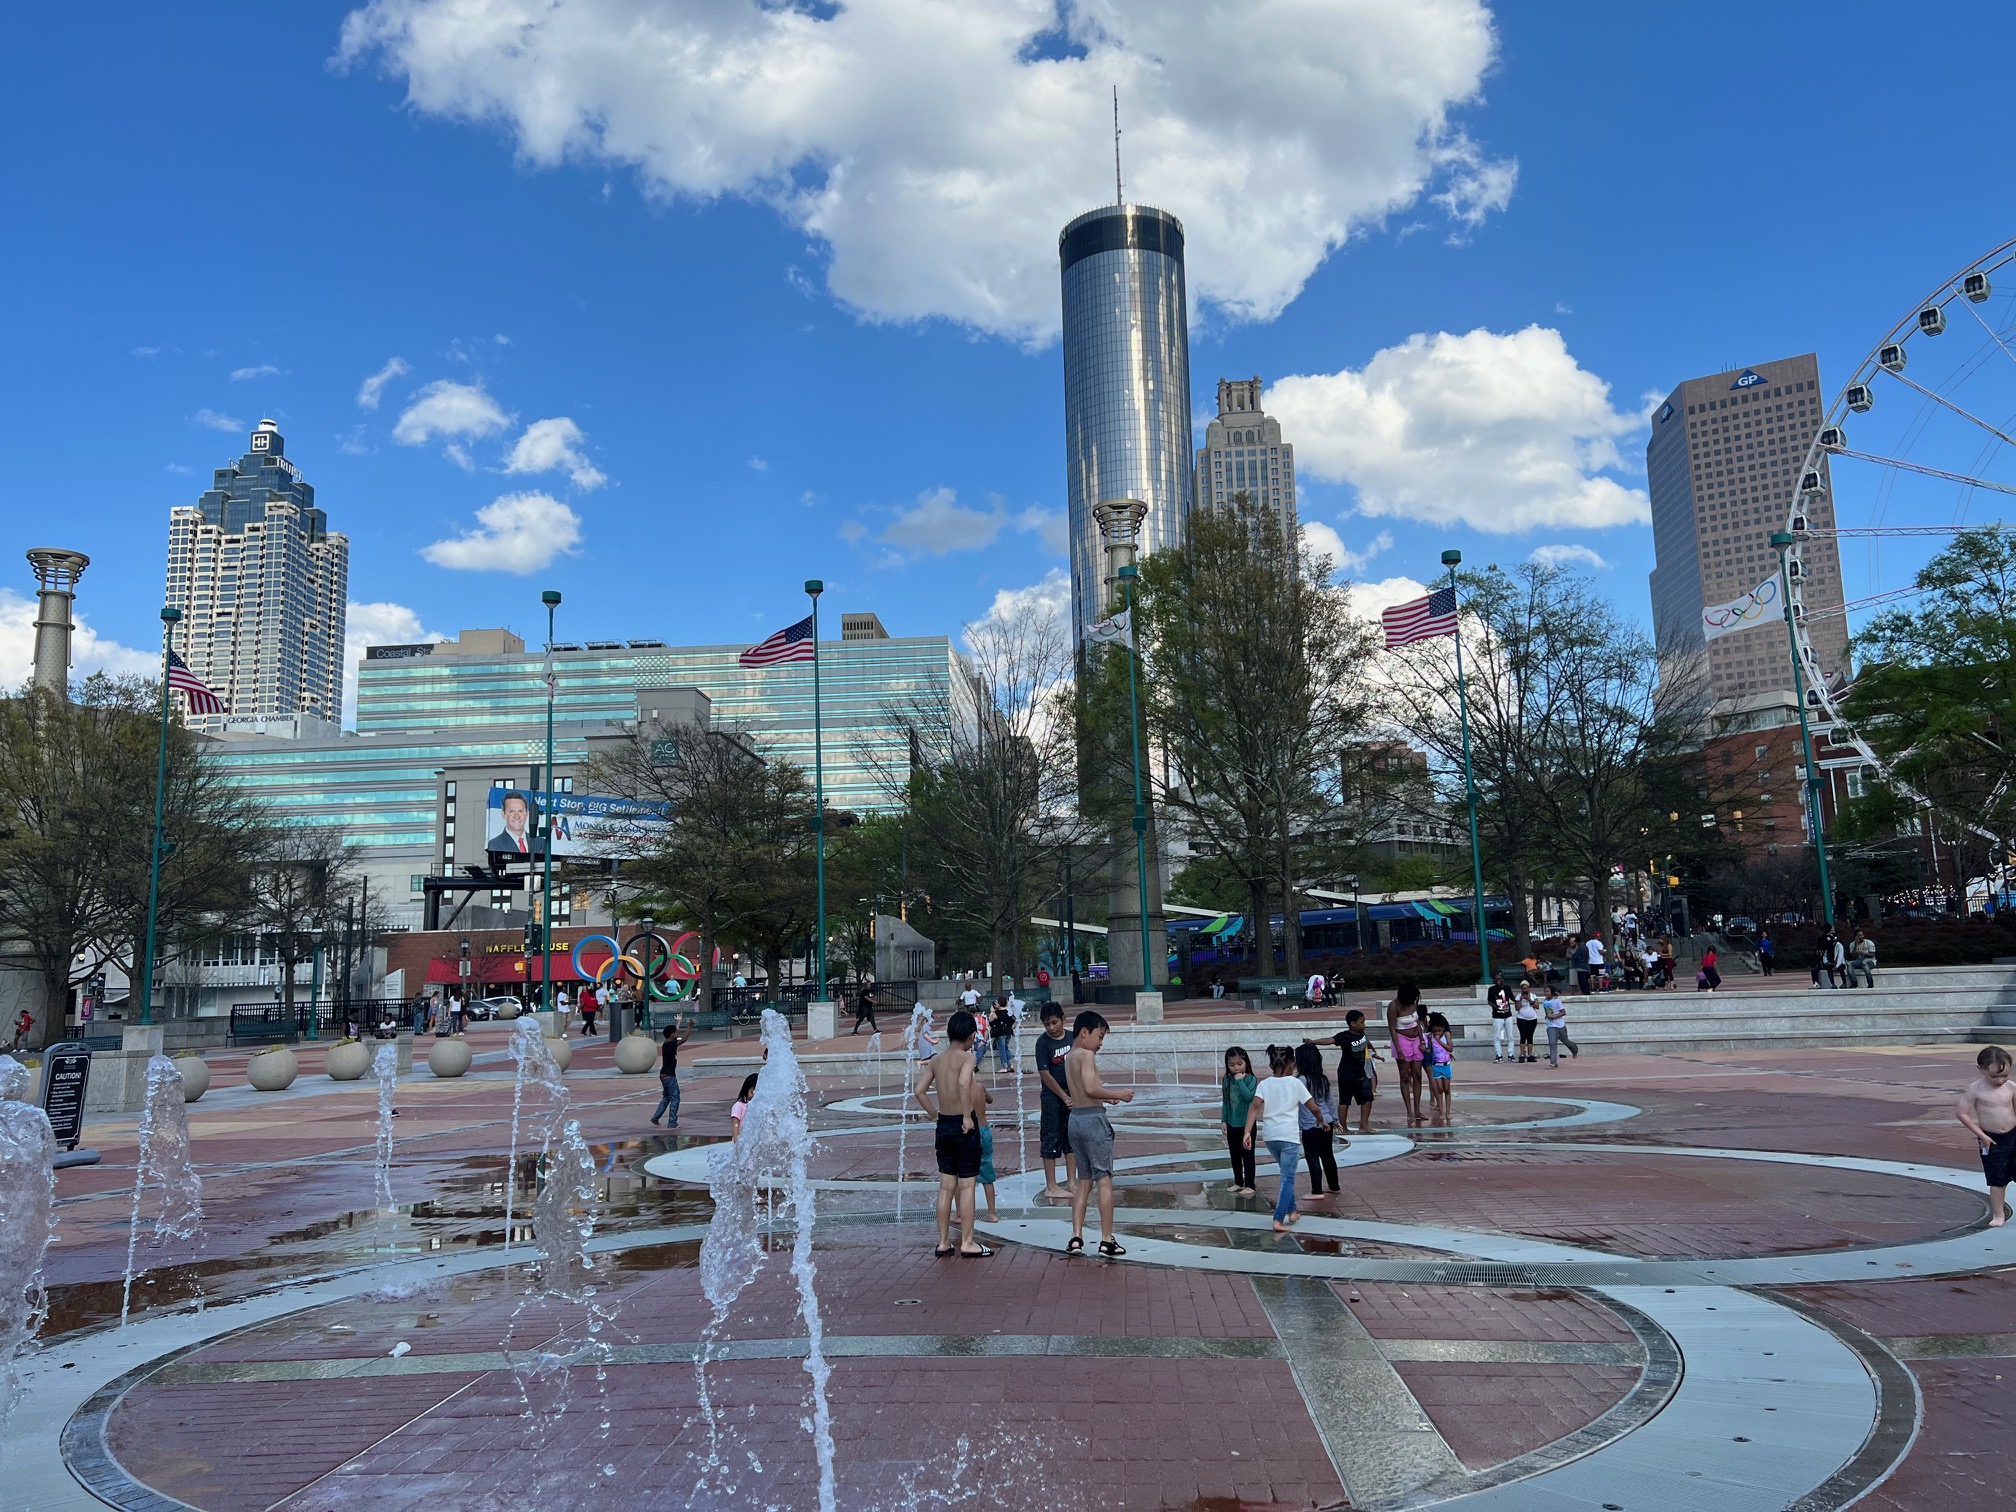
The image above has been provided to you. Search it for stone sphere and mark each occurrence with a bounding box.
[246,1046,298,1092]
[614,1033,658,1074]
[325,1041,370,1081]
[428,1036,473,1078]
[176,1056,209,1103]
[544,1036,573,1073]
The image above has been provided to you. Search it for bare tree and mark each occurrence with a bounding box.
[241,825,355,1016]
[868,591,1090,993]
[585,724,815,1013]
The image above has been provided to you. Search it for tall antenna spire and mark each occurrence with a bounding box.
[1113,85,1123,206]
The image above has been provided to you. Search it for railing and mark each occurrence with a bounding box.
[227,999,418,1046]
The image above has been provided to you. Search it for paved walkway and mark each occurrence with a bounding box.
[13,1035,2016,1509]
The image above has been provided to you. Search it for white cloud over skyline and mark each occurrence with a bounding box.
[339,0,1512,343]
[1268,327,1649,534]
[229,363,280,381]
[341,599,446,723]
[504,417,606,489]
[420,491,583,573]
[194,408,245,433]
[1530,542,1610,571]
[874,487,1061,558]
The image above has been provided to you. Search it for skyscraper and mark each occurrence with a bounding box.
[1059,202,1194,640]
[1646,354,1848,704]
[1195,376,1298,534]
[166,419,348,728]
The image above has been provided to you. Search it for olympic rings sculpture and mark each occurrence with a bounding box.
[568,931,715,1001]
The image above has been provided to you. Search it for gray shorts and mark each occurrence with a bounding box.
[1067,1107,1115,1182]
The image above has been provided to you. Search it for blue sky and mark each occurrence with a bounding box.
[4,2,2014,712]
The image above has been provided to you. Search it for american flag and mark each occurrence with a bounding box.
[167,651,227,714]
[739,613,816,667]
[1381,585,1459,650]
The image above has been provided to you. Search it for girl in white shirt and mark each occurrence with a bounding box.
[1242,1045,1322,1231]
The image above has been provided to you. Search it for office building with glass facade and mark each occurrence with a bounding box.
[1194,376,1298,534]
[166,419,348,728]
[1646,355,1849,705]
[1059,202,1194,640]
[202,623,970,923]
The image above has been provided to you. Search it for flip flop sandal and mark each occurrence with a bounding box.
[960,1245,995,1258]
[1098,1240,1127,1258]
[1065,1235,1085,1255]
[934,1246,957,1258]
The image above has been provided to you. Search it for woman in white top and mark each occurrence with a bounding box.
[1513,981,1541,1064]
[1242,1045,1321,1231]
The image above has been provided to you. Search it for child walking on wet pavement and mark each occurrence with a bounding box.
[1221,1046,1259,1195]
[1958,1044,2016,1227]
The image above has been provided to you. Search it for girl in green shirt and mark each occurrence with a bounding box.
[1221,1046,1259,1194]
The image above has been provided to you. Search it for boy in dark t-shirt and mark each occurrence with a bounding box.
[1310,1010,1380,1135]
[1033,1004,1075,1198]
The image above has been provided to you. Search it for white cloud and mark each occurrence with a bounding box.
[230,363,280,381]
[0,590,157,690]
[337,0,1512,343]
[131,345,161,358]
[1302,524,1392,577]
[341,600,446,724]
[357,355,410,409]
[1529,543,1610,571]
[980,568,1070,640]
[874,489,1061,558]
[504,416,606,489]
[1268,327,1649,534]
[747,456,769,472]
[838,520,867,544]
[420,491,583,574]
[1340,574,1431,625]
[164,463,193,475]
[194,408,245,432]
[392,379,511,445]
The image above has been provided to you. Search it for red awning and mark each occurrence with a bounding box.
[421,953,592,987]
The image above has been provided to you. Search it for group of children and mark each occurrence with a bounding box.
[1485,980,1580,1066]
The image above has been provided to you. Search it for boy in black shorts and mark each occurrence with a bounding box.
[1034,1004,1076,1198]
[1312,1009,1380,1135]
[913,1009,992,1257]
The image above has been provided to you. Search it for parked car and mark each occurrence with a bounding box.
[1724,916,1757,938]
[472,996,523,1020]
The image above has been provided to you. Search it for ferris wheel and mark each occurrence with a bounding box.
[1785,237,2016,845]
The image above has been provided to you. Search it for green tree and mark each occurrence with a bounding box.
[0,678,261,1040]
[1840,525,2016,887]
[585,722,816,1013]
[1131,496,1382,980]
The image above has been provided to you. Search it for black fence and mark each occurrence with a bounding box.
[227,999,419,1047]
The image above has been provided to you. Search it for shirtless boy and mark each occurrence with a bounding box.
[1958,1044,2016,1228]
[1063,1011,1134,1258]
[913,1009,992,1257]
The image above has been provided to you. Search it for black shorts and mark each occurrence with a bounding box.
[1039,1096,1069,1160]
[1343,1077,1375,1107]
[935,1114,982,1180]
[1983,1127,2016,1188]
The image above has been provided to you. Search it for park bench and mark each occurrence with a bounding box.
[1236,977,1302,1006]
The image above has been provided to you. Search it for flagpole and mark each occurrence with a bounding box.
[1442,550,1493,989]
[806,581,827,1002]
[540,589,561,1023]
[137,606,181,1028]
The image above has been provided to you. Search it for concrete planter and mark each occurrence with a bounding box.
[613,1033,658,1075]
[427,1036,473,1078]
[543,1036,573,1073]
[325,1040,370,1081]
[246,1046,298,1092]
[174,1054,209,1103]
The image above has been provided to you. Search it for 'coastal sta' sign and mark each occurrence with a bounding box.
[1730,369,1766,389]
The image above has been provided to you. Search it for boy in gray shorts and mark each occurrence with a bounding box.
[1063,1011,1134,1258]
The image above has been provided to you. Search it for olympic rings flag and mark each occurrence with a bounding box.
[1701,573,1783,643]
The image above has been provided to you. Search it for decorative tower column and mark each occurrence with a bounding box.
[26,548,89,698]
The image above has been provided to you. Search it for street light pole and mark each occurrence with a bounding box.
[1442,551,1493,988]
[806,579,828,1002]
[137,605,181,1028]
[540,590,562,1021]
[1770,532,1836,928]
[1116,564,1154,992]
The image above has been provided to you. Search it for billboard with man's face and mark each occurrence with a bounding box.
[485,788,672,859]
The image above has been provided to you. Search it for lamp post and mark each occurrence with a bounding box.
[1769,532,1836,928]
[137,605,181,1027]
[1441,550,1493,988]
[540,590,562,1021]
[806,579,828,1004]
[1116,563,1154,992]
